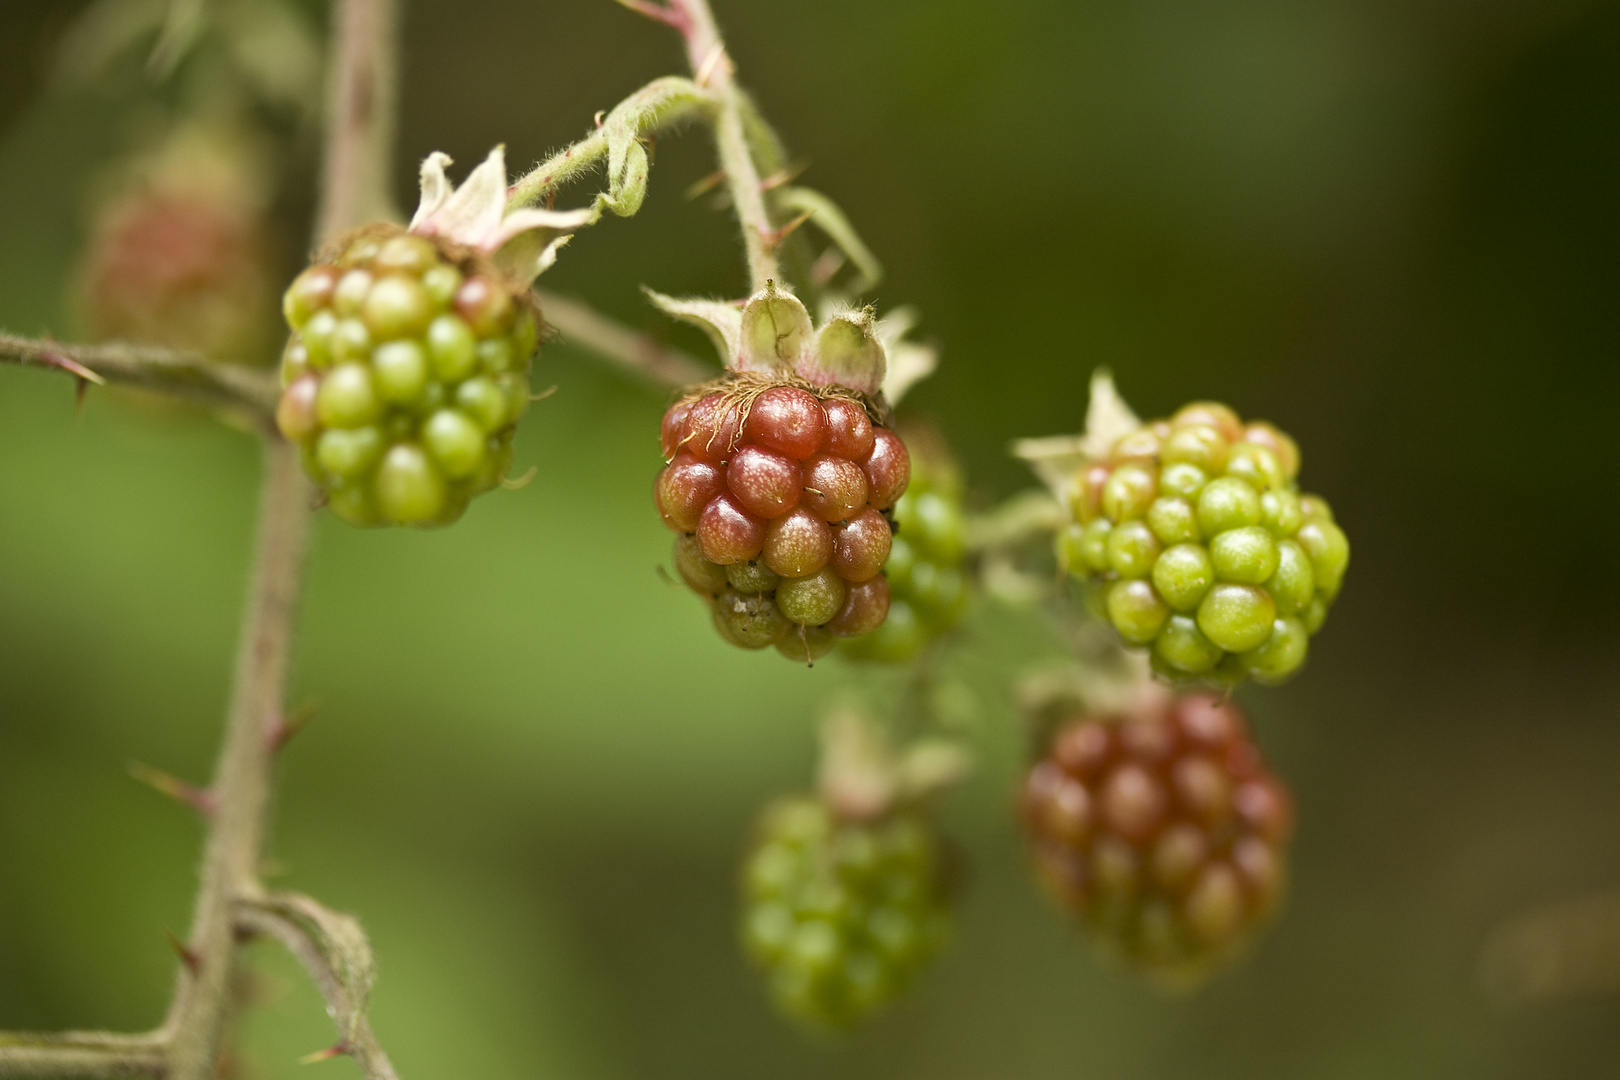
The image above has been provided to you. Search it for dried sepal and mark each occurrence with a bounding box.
[648,280,896,395]
[410,147,592,284]
[876,305,937,405]
[810,307,885,394]
[642,287,743,360]
[1013,368,1141,501]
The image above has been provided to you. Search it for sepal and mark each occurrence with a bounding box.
[642,288,742,360]
[1013,368,1140,500]
[410,147,591,283]
[739,281,814,374]
[810,307,885,394]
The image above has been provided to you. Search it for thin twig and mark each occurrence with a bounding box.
[536,289,710,388]
[505,76,717,212]
[317,0,400,241]
[0,333,279,421]
[655,0,779,290]
[237,905,399,1080]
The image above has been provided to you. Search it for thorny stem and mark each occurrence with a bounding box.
[0,2,394,1077]
[162,0,398,1072]
[662,0,780,290]
[0,1033,166,1079]
[535,288,710,387]
[161,441,312,1080]
[0,333,278,421]
[236,907,399,1080]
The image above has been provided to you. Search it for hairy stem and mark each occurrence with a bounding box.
[0,333,278,421]
[669,0,779,290]
[0,1034,166,1080]
[535,289,710,387]
[161,440,311,1079]
[237,906,398,1080]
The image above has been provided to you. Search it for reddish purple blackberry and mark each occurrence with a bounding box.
[741,796,951,1030]
[1059,402,1348,685]
[76,141,277,364]
[658,376,910,662]
[276,227,538,527]
[1022,690,1293,985]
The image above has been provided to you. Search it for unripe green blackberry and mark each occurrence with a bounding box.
[1022,691,1293,986]
[276,226,538,527]
[741,796,951,1031]
[1059,403,1347,684]
[658,376,910,662]
[842,421,969,664]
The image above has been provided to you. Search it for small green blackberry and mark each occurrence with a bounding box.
[1058,402,1347,685]
[276,227,537,527]
[741,796,950,1031]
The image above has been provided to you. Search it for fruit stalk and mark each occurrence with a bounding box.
[665,0,781,290]
[535,288,711,387]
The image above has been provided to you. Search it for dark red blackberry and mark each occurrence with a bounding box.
[1022,689,1294,985]
[657,375,909,662]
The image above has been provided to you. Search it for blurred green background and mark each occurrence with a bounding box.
[3,0,1619,1077]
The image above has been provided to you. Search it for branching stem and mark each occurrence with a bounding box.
[1,2,393,1076]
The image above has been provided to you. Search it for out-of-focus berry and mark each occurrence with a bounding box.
[741,796,951,1030]
[842,420,969,663]
[1022,690,1293,985]
[76,133,278,364]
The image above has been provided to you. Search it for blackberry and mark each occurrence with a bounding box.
[276,227,537,527]
[1022,690,1293,985]
[1059,402,1348,684]
[741,796,950,1031]
[658,376,910,661]
[842,422,969,663]
[77,134,277,364]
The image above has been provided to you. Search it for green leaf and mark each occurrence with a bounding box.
[811,307,886,394]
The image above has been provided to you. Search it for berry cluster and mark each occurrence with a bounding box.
[659,379,910,662]
[742,797,951,1030]
[1022,691,1293,984]
[842,424,968,663]
[275,228,538,527]
[1059,402,1348,684]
